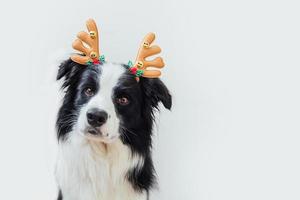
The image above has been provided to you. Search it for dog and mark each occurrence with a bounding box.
[55,59,172,200]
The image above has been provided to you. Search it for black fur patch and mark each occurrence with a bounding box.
[57,190,62,200]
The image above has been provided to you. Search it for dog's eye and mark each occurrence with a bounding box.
[84,88,95,97]
[116,97,130,106]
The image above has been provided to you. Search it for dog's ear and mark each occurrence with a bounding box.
[57,59,73,81]
[143,78,172,110]
[57,58,83,89]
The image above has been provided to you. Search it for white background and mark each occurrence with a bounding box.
[0,0,299,199]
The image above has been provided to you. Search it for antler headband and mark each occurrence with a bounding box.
[71,19,165,81]
[71,19,104,65]
[127,33,165,81]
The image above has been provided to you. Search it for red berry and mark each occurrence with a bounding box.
[93,59,100,64]
[130,67,137,74]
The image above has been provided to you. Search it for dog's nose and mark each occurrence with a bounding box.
[86,108,108,127]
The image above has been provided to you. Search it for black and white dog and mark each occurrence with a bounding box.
[55,59,172,200]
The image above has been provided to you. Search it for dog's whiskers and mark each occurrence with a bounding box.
[120,125,138,137]
[122,131,131,143]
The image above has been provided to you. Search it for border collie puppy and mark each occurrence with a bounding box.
[55,59,172,200]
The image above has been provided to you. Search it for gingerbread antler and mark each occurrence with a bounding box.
[71,19,103,65]
[130,33,164,79]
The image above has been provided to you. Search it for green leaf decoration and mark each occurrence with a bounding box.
[99,55,105,62]
[128,60,133,67]
[86,60,93,65]
[136,70,144,77]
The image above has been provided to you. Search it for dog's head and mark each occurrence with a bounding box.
[56,59,171,145]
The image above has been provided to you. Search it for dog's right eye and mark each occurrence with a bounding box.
[84,88,95,97]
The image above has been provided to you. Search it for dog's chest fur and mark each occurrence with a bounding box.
[55,133,146,200]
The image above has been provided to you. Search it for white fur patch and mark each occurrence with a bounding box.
[55,134,146,200]
[76,63,125,143]
[56,63,146,200]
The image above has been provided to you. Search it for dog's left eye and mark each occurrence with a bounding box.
[116,97,130,106]
[84,88,95,97]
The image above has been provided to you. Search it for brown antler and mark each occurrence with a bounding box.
[71,19,100,65]
[134,33,165,78]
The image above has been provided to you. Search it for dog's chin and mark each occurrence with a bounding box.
[85,134,119,143]
[83,127,119,144]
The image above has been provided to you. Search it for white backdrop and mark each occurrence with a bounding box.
[0,0,299,199]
